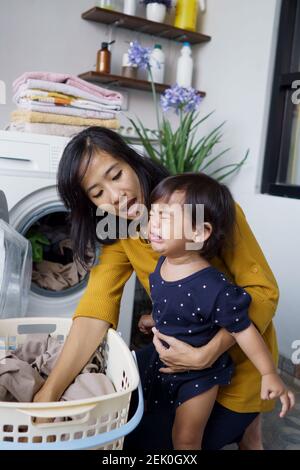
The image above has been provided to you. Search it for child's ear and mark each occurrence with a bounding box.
[192,222,213,243]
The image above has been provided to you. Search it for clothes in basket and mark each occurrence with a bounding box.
[0,334,115,403]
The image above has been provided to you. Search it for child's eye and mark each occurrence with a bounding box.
[112,170,122,180]
[94,189,103,198]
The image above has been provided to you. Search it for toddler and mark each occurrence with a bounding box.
[145,173,295,450]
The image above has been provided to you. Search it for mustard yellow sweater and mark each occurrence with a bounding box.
[74,204,279,413]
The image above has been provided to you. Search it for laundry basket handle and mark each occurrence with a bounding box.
[17,403,97,419]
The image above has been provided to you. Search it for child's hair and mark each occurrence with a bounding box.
[150,173,236,259]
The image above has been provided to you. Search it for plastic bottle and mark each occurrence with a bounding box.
[176,42,193,88]
[148,44,165,84]
[174,0,198,32]
[97,0,123,11]
[96,40,115,74]
[123,0,136,16]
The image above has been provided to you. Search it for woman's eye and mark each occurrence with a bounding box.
[112,170,122,180]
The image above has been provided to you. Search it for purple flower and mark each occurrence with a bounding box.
[160,84,202,114]
[128,41,152,70]
[141,0,172,8]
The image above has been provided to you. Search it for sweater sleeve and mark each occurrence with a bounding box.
[73,240,133,329]
[220,203,279,335]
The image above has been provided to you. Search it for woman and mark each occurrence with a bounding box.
[34,127,280,450]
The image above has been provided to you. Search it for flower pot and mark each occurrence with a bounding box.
[146,3,167,23]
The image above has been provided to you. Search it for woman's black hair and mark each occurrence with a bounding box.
[150,173,236,260]
[57,126,169,268]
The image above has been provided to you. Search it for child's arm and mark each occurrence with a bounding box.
[232,323,295,417]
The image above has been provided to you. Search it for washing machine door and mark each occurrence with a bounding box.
[0,190,9,223]
[0,192,32,319]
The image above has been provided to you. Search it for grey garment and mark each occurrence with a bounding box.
[31,336,64,377]
[0,334,112,403]
[0,334,61,402]
[0,355,45,402]
[13,334,64,377]
[14,334,62,366]
[61,373,115,401]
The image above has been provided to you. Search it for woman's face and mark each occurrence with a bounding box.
[80,149,143,219]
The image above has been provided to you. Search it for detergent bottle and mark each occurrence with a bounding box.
[149,44,165,84]
[174,0,206,32]
[176,42,193,88]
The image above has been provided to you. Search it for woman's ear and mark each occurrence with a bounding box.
[192,222,213,244]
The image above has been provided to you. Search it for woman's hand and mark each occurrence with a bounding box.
[32,385,59,425]
[33,385,59,404]
[138,313,155,335]
[261,373,296,418]
[152,327,215,373]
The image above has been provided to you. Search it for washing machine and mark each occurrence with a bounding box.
[0,130,136,344]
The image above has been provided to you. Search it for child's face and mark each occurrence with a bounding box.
[148,191,196,256]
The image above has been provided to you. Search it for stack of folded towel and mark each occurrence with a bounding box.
[9,72,123,137]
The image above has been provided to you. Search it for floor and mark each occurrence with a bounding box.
[224,375,300,450]
[261,376,300,450]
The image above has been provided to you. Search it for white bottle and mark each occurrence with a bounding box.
[123,0,136,16]
[149,44,165,84]
[176,42,193,88]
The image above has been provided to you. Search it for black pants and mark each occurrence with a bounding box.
[124,343,258,450]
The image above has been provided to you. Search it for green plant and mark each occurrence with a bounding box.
[127,41,248,179]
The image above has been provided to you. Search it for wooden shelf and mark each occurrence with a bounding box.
[81,7,211,45]
[78,71,206,96]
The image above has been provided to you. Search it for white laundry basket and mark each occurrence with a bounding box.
[0,317,143,450]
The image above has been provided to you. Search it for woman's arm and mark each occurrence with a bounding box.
[35,240,133,401]
[74,240,133,329]
[34,317,110,401]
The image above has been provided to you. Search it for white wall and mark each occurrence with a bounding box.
[0,0,299,358]
[196,0,300,359]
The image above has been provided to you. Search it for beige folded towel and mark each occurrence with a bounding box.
[9,122,88,137]
[11,109,119,128]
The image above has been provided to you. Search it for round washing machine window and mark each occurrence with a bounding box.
[9,186,92,318]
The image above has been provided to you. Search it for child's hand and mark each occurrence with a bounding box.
[138,313,155,335]
[261,373,296,418]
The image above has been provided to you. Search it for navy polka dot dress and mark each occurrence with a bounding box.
[145,256,252,409]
